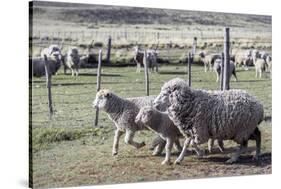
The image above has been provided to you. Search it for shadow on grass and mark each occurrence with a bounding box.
[201,152,271,166]
[236,79,268,83]
[76,73,123,77]
[158,71,187,75]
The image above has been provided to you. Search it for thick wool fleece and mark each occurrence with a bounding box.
[164,78,263,145]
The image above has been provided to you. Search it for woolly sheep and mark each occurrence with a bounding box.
[153,78,263,164]
[135,106,183,165]
[30,57,61,77]
[92,90,165,156]
[252,52,267,78]
[64,47,81,76]
[213,59,238,82]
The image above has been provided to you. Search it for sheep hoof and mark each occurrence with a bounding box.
[174,160,182,165]
[152,151,162,156]
[226,158,238,164]
[112,151,118,156]
[219,148,225,153]
[161,160,172,165]
[137,142,146,149]
[253,156,261,166]
[197,150,205,158]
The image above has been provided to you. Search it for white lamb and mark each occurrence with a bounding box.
[93,90,163,156]
[135,106,183,165]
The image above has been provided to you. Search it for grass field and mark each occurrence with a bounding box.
[30,65,272,188]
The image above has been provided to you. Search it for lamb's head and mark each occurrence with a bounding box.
[153,78,188,111]
[93,89,113,109]
[135,106,155,126]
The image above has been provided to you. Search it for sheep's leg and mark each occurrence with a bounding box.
[162,138,173,165]
[204,63,207,72]
[75,67,79,76]
[64,66,67,75]
[136,63,141,73]
[152,141,165,156]
[124,130,145,149]
[249,127,261,162]
[174,138,182,153]
[112,129,124,156]
[174,137,191,164]
[152,138,166,156]
[192,143,204,157]
[216,72,220,82]
[233,71,238,82]
[217,139,225,152]
[255,68,258,78]
[156,64,159,73]
[149,136,164,150]
[226,140,248,164]
[70,68,74,77]
[208,138,215,153]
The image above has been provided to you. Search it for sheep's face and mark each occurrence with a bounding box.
[92,90,112,109]
[153,90,170,111]
[52,52,62,62]
[135,106,154,125]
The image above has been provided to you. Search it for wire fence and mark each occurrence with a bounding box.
[30,27,272,129]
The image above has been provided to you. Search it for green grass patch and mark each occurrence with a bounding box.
[32,127,111,152]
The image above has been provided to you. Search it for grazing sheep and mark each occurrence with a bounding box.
[133,46,159,73]
[201,53,221,72]
[30,57,61,77]
[92,90,165,156]
[235,54,252,70]
[135,106,183,165]
[153,78,263,164]
[64,47,80,76]
[252,52,267,78]
[213,59,238,82]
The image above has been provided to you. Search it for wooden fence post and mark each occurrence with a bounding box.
[94,50,102,127]
[220,52,224,90]
[106,36,112,65]
[192,37,197,56]
[43,55,53,119]
[143,50,149,96]
[223,27,230,90]
[187,52,192,87]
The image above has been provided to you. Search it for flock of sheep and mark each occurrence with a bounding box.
[31,45,82,77]
[31,43,269,165]
[93,78,264,165]
[31,43,272,82]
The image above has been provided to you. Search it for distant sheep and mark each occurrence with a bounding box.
[64,47,80,76]
[133,46,159,73]
[153,78,263,164]
[40,44,62,61]
[135,106,182,165]
[213,59,238,82]
[200,53,221,72]
[93,90,165,156]
[252,51,267,78]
